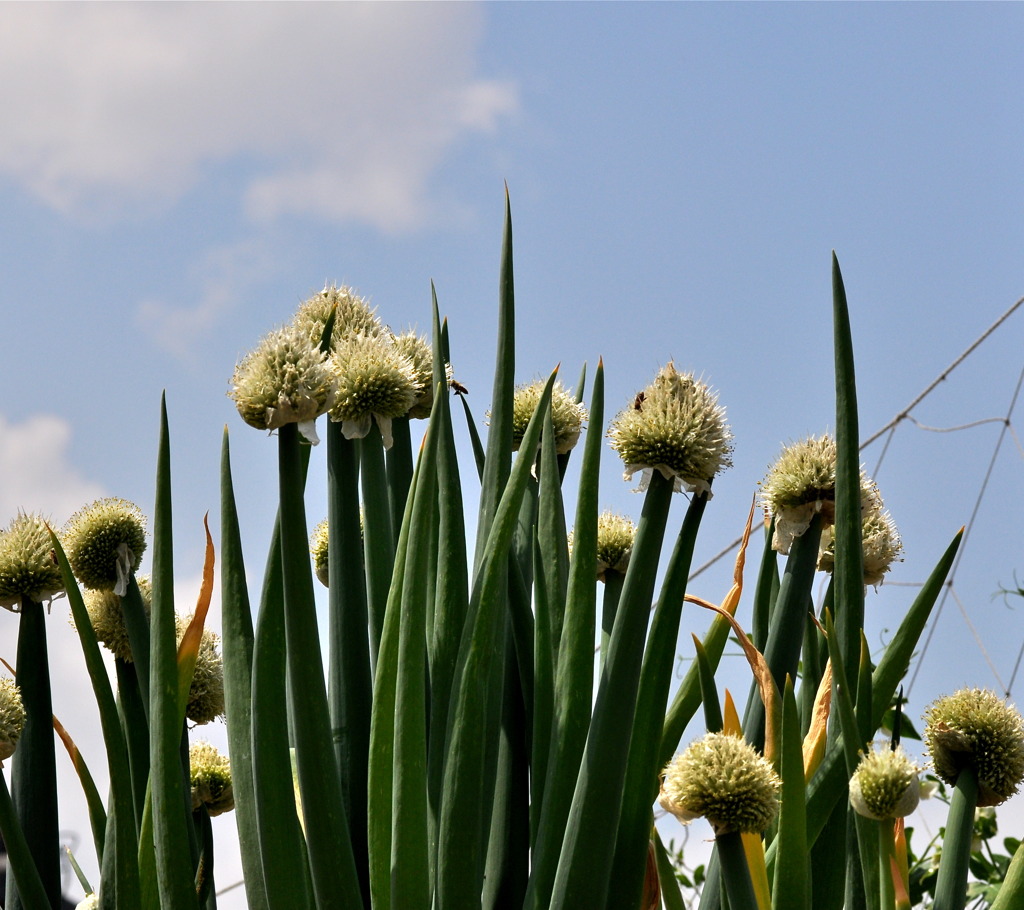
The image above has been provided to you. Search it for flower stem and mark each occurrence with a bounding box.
[717,829,760,910]
[933,766,979,910]
[7,597,60,910]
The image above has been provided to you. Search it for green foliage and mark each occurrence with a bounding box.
[2,195,1010,910]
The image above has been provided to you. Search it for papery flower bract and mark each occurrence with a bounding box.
[760,434,878,554]
[310,519,330,588]
[594,510,636,581]
[177,615,226,725]
[78,575,153,663]
[659,731,780,835]
[0,511,65,610]
[75,895,98,910]
[291,284,383,349]
[849,745,920,820]
[189,740,234,816]
[229,322,334,443]
[62,498,147,593]
[510,380,587,455]
[924,688,1024,807]
[608,363,732,496]
[0,676,26,761]
[328,333,418,448]
[394,330,435,419]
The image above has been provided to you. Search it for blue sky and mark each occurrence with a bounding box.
[0,4,1021,903]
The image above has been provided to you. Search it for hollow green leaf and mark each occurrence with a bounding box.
[218,428,269,910]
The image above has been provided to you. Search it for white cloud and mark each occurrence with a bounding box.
[0,413,106,525]
[0,4,518,231]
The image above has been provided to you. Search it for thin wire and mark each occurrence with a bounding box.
[860,294,1024,450]
[949,583,1007,695]
[691,294,1024,582]
[906,362,1024,697]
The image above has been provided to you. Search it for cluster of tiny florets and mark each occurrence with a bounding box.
[62,499,147,592]
[189,740,234,816]
[608,363,732,496]
[818,505,903,587]
[659,731,780,835]
[178,615,225,725]
[394,330,435,420]
[291,284,384,350]
[759,435,878,554]
[594,511,636,581]
[229,323,335,435]
[0,512,65,610]
[0,676,26,762]
[310,520,330,588]
[79,575,152,663]
[509,380,587,455]
[924,688,1024,807]
[329,333,419,447]
[849,745,920,820]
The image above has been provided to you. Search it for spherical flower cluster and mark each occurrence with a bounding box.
[62,499,147,594]
[924,688,1024,807]
[0,512,65,610]
[75,895,98,910]
[229,323,335,442]
[759,435,878,554]
[189,740,234,816]
[178,616,225,725]
[659,731,780,835]
[849,745,920,820]
[394,330,435,420]
[608,363,732,496]
[329,333,418,448]
[510,380,587,455]
[818,505,903,588]
[0,676,26,762]
[594,510,636,581]
[80,575,153,663]
[310,519,330,588]
[291,284,383,350]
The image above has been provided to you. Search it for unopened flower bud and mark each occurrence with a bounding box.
[924,688,1024,807]
[62,498,147,593]
[0,676,26,761]
[608,363,732,496]
[849,745,920,820]
[659,731,780,835]
[0,512,65,610]
[189,740,234,816]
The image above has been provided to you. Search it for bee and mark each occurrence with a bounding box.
[450,379,469,396]
[633,391,645,411]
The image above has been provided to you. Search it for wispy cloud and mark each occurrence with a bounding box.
[135,238,278,360]
[0,413,106,524]
[0,4,518,231]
